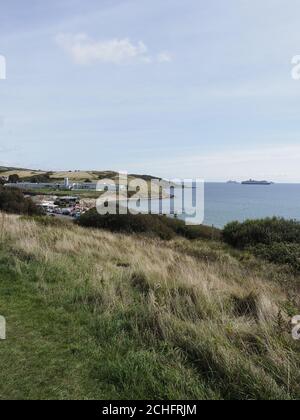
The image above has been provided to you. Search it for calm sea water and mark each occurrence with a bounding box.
[129,183,300,229]
[204,183,300,228]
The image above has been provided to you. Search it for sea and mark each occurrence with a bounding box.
[128,183,300,229]
[203,183,300,228]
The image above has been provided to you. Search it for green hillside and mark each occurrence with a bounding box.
[0,213,300,400]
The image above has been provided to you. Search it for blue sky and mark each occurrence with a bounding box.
[0,0,300,181]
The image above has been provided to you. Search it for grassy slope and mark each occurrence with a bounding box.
[0,168,158,184]
[0,214,300,400]
[0,168,163,199]
[0,169,113,181]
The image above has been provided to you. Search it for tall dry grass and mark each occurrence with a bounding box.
[1,213,300,399]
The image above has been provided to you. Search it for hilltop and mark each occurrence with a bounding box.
[0,167,161,183]
[0,167,170,203]
[0,213,300,400]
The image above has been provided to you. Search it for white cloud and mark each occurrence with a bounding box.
[157,52,172,63]
[56,33,172,65]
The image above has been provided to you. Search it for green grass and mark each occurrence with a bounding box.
[0,244,210,400]
[1,214,300,400]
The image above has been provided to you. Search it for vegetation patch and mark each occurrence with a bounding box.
[223,217,300,248]
[231,293,258,319]
[1,214,300,399]
[21,215,71,228]
[131,272,151,294]
[223,218,300,272]
[77,207,221,241]
[0,186,41,216]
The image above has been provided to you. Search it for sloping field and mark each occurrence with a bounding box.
[51,171,100,181]
[0,168,154,184]
[0,169,102,181]
[0,214,300,399]
[0,170,46,178]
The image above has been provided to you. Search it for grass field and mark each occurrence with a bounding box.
[0,167,166,200]
[0,169,112,182]
[0,168,158,184]
[0,170,45,178]
[1,213,300,399]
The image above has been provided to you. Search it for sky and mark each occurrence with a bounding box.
[0,0,300,181]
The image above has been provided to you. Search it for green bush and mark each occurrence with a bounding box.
[223,218,300,272]
[0,186,42,216]
[23,173,50,183]
[8,174,20,183]
[250,242,300,272]
[223,217,300,248]
[77,208,175,240]
[77,207,220,241]
[163,217,221,241]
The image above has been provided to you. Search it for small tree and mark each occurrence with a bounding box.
[0,185,42,215]
[8,174,20,184]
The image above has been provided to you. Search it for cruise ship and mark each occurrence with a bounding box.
[241,179,272,185]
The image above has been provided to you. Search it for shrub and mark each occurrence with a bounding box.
[24,173,50,183]
[250,242,300,272]
[223,217,300,248]
[77,208,175,240]
[223,218,300,272]
[77,207,220,241]
[0,186,42,216]
[8,174,20,183]
[163,217,221,241]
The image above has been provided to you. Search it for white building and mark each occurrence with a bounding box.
[5,182,63,190]
[4,178,126,192]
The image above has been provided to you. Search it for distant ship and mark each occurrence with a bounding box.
[227,180,239,184]
[241,179,273,185]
